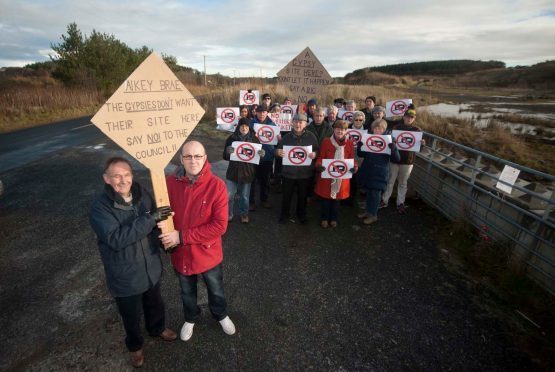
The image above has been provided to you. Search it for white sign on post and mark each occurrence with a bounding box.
[90,52,205,235]
[496,165,520,194]
[360,134,392,154]
[229,141,262,164]
[392,130,423,152]
[239,90,259,105]
[385,98,413,118]
[282,145,313,166]
[254,124,280,145]
[322,158,354,179]
[216,107,239,125]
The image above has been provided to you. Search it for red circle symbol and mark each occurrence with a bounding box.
[390,100,408,116]
[365,135,387,152]
[220,109,236,123]
[343,111,354,122]
[287,146,308,165]
[282,105,294,114]
[236,143,256,161]
[396,132,416,150]
[346,129,362,143]
[243,92,256,105]
[326,160,348,178]
[256,126,275,144]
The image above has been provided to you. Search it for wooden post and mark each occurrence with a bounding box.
[149,169,175,233]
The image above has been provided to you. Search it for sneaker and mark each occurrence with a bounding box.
[241,215,249,224]
[180,322,195,341]
[379,201,388,209]
[320,220,329,228]
[330,221,337,228]
[262,201,272,209]
[219,316,236,335]
[363,215,378,225]
[397,203,407,214]
[357,211,369,219]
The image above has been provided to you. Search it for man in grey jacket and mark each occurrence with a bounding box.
[89,157,177,368]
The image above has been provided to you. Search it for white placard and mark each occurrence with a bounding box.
[282,145,313,166]
[392,130,422,152]
[216,123,236,132]
[216,107,239,125]
[496,165,520,194]
[360,134,392,155]
[385,98,413,118]
[321,158,354,179]
[346,128,364,144]
[229,141,262,164]
[280,104,298,116]
[338,109,355,122]
[239,90,260,105]
[254,124,280,145]
[270,112,292,131]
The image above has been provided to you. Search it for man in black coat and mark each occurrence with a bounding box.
[89,157,177,368]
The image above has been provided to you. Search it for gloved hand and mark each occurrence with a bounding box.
[317,165,325,173]
[151,206,172,222]
[258,149,266,158]
[349,167,356,173]
[226,146,235,155]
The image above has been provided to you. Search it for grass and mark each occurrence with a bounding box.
[437,219,555,370]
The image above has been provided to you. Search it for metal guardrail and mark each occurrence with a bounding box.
[410,132,555,294]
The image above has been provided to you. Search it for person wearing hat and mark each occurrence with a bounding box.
[361,96,376,128]
[357,119,400,225]
[381,106,425,214]
[250,105,278,209]
[261,93,272,107]
[306,98,318,124]
[275,113,319,224]
[314,119,357,228]
[223,118,263,223]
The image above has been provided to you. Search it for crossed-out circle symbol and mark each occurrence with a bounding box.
[396,132,416,150]
[282,105,293,114]
[366,135,387,152]
[327,160,348,178]
[391,100,407,115]
[343,112,354,122]
[288,146,308,165]
[221,109,236,123]
[243,92,256,105]
[347,129,362,143]
[236,143,256,161]
[257,126,274,144]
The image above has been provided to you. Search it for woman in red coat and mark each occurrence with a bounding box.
[314,120,357,228]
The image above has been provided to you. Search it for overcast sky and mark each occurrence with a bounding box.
[1,0,554,77]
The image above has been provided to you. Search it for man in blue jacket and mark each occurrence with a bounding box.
[89,157,177,368]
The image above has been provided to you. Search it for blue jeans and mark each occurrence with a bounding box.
[320,199,339,222]
[226,180,251,217]
[176,264,228,323]
[366,189,382,216]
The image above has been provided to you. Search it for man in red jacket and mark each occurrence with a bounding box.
[158,140,236,342]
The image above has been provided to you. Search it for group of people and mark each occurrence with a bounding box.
[88,93,424,368]
[223,93,424,228]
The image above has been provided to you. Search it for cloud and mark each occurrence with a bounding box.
[0,0,553,74]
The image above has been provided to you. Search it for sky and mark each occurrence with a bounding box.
[1,0,554,77]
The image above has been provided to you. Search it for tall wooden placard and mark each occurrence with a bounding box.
[91,53,205,234]
[276,47,332,106]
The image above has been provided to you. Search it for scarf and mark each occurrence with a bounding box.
[330,135,345,199]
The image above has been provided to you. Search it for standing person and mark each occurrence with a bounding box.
[381,108,424,214]
[239,105,249,119]
[361,96,376,129]
[223,118,263,224]
[344,99,356,112]
[158,141,236,342]
[333,98,345,109]
[249,104,259,119]
[306,107,334,200]
[275,113,319,224]
[357,119,400,224]
[345,110,366,207]
[324,105,339,127]
[250,105,277,209]
[89,157,177,368]
[314,120,357,228]
[306,98,318,124]
[261,93,272,107]
[366,106,387,131]
[283,97,293,105]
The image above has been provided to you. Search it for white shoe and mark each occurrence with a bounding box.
[219,316,236,335]
[180,322,195,341]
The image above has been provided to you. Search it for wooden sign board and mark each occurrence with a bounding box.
[276,47,332,104]
[91,52,205,235]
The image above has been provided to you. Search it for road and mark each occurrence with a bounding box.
[0,119,538,370]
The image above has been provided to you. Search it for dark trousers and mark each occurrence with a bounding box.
[176,263,228,323]
[250,161,273,203]
[320,198,340,222]
[115,281,166,352]
[281,177,310,220]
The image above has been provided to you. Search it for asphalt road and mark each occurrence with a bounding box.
[0,118,538,370]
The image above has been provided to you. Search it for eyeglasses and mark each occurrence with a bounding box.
[181,154,205,161]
